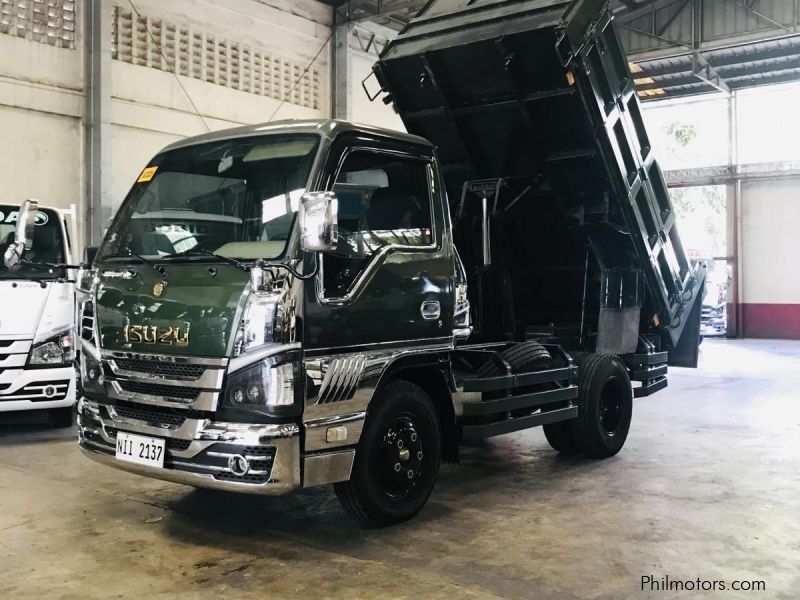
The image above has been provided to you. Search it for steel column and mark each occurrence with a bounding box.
[332,9,352,120]
[83,0,113,248]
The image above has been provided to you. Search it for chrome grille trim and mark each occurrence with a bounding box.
[107,360,225,388]
[107,380,219,411]
[101,350,228,368]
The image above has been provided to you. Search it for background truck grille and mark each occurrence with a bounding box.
[0,380,70,401]
[113,358,205,380]
[117,380,200,401]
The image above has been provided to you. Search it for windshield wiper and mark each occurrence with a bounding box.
[106,250,167,276]
[160,248,250,272]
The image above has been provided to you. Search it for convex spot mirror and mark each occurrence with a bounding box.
[3,199,39,271]
[299,192,338,252]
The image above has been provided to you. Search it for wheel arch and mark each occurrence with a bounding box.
[373,352,459,463]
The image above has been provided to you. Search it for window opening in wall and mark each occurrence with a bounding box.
[670,185,730,339]
[0,0,76,49]
[110,5,321,111]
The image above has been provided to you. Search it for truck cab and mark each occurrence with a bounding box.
[0,202,77,426]
[73,121,462,507]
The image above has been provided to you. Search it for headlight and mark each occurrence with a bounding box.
[220,360,298,419]
[29,331,75,366]
[233,293,282,357]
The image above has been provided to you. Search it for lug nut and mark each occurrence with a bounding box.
[417,451,423,460]
[397,439,404,448]
[407,470,414,479]
[394,462,401,472]
[410,433,417,442]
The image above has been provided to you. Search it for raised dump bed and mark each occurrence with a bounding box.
[372,0,705,366]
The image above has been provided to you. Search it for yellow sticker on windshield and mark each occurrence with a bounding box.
[138,166,158,183]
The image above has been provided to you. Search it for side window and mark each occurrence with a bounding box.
[323,151,434,297]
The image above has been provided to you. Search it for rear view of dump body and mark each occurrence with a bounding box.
[373,0,705,368]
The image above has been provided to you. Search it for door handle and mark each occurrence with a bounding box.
[420,300,441,320]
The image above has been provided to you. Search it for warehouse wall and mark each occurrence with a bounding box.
[350,47,404,130]
[0,25,83,214]
[110,0,332,208]
[0,0,332,248]
[739,179,800,339]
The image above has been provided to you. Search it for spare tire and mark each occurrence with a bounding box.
[476,341,552,377]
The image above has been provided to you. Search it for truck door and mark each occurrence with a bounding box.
[303,138,454,352]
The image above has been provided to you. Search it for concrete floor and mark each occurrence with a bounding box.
[2,339,799,599]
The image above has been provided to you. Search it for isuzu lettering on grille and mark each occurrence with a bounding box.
[123,324,190,347]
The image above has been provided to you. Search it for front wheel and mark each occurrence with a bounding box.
[334,380,441,527]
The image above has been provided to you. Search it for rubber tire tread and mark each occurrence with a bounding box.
[573,353,632,459]
[476,342,552,377]
[334,380,441,527]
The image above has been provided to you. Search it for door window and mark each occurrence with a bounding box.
[323,151,434,297]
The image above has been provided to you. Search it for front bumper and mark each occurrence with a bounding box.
[77,399,300,494]
[0,366,76,412]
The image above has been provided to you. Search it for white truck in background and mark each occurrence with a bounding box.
[0,201,77,427]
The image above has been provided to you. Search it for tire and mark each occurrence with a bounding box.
[572,353,633,458]
[542,420,582,456]
[48,406,73,429]
[476,341,552,377]
[334,380,441,527]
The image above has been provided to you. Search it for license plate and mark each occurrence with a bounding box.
[115,431,165,468]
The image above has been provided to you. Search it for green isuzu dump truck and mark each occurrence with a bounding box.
[7,0,704,526]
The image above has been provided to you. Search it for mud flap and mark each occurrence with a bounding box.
[668,280,704,368]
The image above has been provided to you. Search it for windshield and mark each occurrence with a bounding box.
[98,134,320,263]
[0,206,65,279]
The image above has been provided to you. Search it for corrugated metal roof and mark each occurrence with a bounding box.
[336,0,800,101]
[631,35,800,100]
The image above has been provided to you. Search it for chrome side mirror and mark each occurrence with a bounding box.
[299,192,338,252]
[3,199,39,271]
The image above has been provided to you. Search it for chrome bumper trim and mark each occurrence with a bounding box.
[79,399,300,494]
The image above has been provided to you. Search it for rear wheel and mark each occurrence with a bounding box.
[48,406,73,429]
[572,353,633,458]
[334,380,441,527]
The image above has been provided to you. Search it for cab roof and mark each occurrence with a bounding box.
[160,119,433,154]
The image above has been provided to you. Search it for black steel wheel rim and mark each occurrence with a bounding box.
[599,376,625,436]
[377,414,424,498]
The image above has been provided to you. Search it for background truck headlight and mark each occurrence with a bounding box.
[28,332,75,366]
[220,360,299,419]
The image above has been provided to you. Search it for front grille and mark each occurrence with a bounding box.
[112,402,187,427]
[113,358,205,380]
[117,380,199,401]
[0,383,10,392]
[0,340,14,348]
